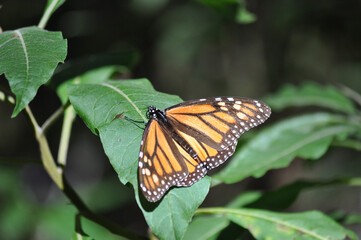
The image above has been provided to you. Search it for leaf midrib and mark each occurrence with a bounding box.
[199,208,334,240]
[14,29,30,107]
[101,83,147,122]
[221,124,355,181]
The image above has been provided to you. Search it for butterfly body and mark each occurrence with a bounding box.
[138,97,271,202]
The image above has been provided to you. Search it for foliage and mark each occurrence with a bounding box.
[0,0,360,240]
[0,26,67,117]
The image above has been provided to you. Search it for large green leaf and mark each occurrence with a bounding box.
[183,215,230,240]
[240,178,361,211]
[0,26,67,117]
[216,208,355,240]
[189,177,361,240]
[214,113,359,183]
[139,178,210,240]
[57,65,121,104]
[265,82,356,114]
[67,79,211,240]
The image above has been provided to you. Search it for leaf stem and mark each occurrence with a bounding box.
[38,0,62,29]
[42,101,69,133]
[57,105,76,166]
[25,105,64,189]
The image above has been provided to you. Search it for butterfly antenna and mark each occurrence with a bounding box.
[124,116,146,130]
[112,112,146,130]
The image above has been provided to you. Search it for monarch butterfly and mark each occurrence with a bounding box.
[138,97,271,202]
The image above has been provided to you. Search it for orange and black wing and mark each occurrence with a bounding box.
[165,97,271,186]
[138,119,191,202]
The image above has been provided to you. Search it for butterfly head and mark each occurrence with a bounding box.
[146,106,156,119]
[146,106,167,123]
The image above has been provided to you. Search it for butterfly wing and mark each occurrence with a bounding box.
[138,119,190,202]
[165,97,271,186]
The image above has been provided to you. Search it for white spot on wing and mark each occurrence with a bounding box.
[233,104,241,110]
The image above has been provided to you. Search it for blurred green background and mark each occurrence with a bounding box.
[0,0,360,239]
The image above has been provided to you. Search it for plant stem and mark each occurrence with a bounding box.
[63,178,146,240]
[57,105,76,166]
[25,105,64,189]
[42,102,69,133]
[3,87,144,238]
[24,105,146,239]
[38,0,62,29]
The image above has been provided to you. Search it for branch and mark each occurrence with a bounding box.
[42,101,70,133]
[63,177,146,240]
[25,105,64,189]
[26,106,145,239]
[2,88,145,239]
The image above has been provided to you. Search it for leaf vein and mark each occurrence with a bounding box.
[101,83,147,122]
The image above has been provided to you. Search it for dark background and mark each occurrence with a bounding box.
[0,0,360,239]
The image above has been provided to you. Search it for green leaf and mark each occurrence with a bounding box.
[343,213,361,225]
[68,79,211,240]
[329,210,361,226]
[188,177,360,240]
[226,191,263,208]
[68,78,180,135]
[218,208,354,240]
[265,82,356,114]
[57,65,121,104]
[0,26,67,117]
[139,178,210,240]
[214,113,359,184]
[234,1,256,24]
[76,216,126,240]
[245,178,361,211]
[51,50,138,89]
[183,216,230,240]
[197,0,256,24]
